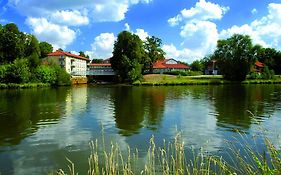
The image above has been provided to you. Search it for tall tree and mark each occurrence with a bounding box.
[190,60,204,72]
[39,42,53,58]
[144,36,165,73]
[111,31,146,82]
[25,34,41,68]
[0,23,25,63]
[214,34,255,81]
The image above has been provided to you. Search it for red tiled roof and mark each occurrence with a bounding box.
[48,50,90,61]
[255,61,264,68]
[89,63,111,67]
[153,59,189,69]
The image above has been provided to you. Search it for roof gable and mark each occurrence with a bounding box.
[48,50,90,61]
[153,59,189,69]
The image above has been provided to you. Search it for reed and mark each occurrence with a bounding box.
[53,121,280,175]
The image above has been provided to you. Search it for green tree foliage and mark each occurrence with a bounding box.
[111,31,146,82]
[79,51,90,59]
[91,59,104,63]
[54,65,71,86]
[25,35,41,68]
[214,34,256,81]
[190,60,204,72]
[0,23,26,63]
[5,58,31,83]
[252,45,281,75]
[144,36,165,73]
[39,41,53,58]
[34,65,57,84]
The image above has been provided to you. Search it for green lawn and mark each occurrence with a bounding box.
[133,74,281,86]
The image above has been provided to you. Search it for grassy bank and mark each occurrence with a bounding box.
[0,83,51,89]
[133,74,281,86]
[53,133,281,175]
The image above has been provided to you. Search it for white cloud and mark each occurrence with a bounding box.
[51,10,89,26]
[166,0,227,62]
[26,17,76,49]
[135,28,149,41]
[220,3,281,50]
[251,8,258,15]
[88,33,116,59]
[9,0,153,23]
[168,0,229,26]
[123,23,149,41]
[124,23,130,31]
[162,44,208,63]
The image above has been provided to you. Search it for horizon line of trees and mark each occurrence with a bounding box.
[189,34,281,81]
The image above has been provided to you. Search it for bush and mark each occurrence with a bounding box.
[164,71,188,76]
[248,66,275,80]
[6,58,31,83]
[54,66,71,86]
[0,64,9,83]
[262,66,275,79]
[34,65,57,84]
[248,72,262,79]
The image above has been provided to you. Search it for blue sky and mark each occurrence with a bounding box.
[1,0,281,63]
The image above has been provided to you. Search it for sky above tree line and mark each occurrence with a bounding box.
[1,0,281,63]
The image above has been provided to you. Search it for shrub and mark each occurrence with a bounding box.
[34,65,57,84]
[0,64,9,83]
[54,66,71,86]
[6,58,30,83]
[164,71,188,76]
[262,66,275,79]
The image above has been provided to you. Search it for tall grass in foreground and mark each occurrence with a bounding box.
[53,127,281,174]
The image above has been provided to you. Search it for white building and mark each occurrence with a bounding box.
[46,50,90,76]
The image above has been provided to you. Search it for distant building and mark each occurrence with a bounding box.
[254,61,265,73]
[152,59,190,74]
[205,60,219,75]
[46,50,90,76]
[87,59,115,76]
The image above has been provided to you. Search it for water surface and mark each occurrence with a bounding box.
[0,85,281,174]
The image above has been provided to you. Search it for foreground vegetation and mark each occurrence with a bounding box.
[53,131,281,175]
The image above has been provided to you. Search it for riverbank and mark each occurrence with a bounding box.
[133,74,281,86]
[0,83,51,89]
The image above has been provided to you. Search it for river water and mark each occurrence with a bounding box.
[0,85,281,174]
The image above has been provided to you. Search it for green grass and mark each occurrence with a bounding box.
[133,74,281,86]
[0,83,51,89]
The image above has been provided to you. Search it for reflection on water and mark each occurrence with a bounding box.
[0,85,280,174]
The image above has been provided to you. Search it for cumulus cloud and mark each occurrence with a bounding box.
[251,8,258,15]
[167,0,228,62]
[168,0,229,26]
[220,3,281,50]
[26,17,76,49]
[135,29,149,41]
[51,10,89,26]
[9,0,153,23]
[162,44,207,63]
[87,33,116,59]
[124,23,130,31]
[123,23,149,41]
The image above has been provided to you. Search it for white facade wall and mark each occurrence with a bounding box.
[46,55,88,77]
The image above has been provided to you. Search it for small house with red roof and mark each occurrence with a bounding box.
[255,61,265,73]
[152,59,190,74]
[46,50,90,76]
